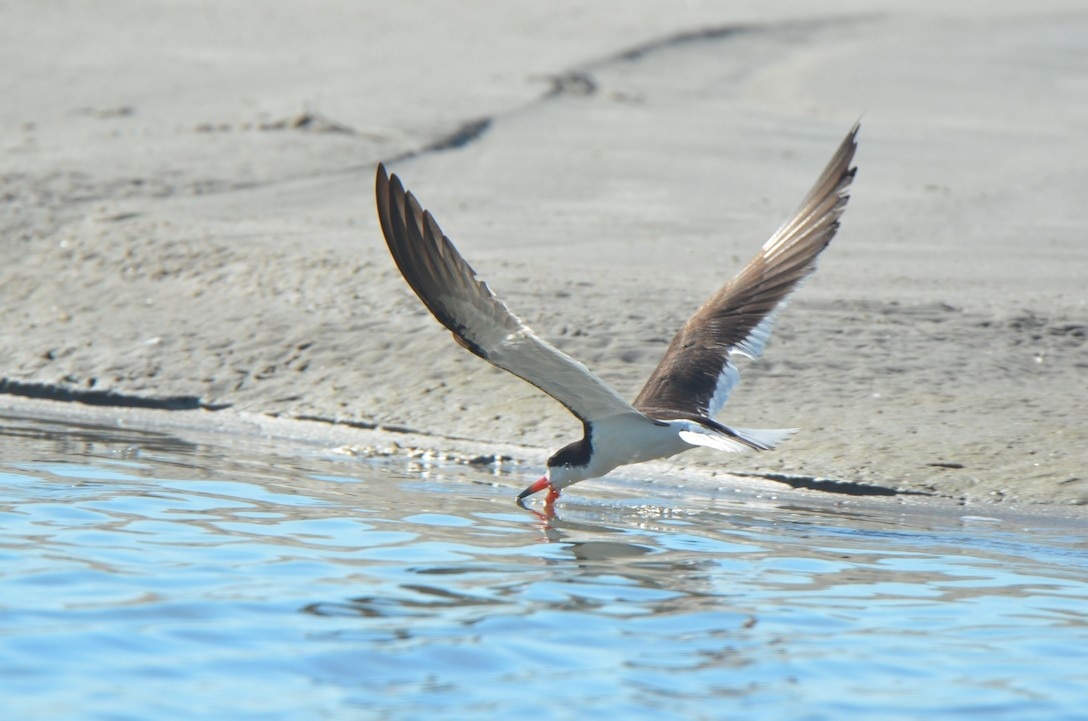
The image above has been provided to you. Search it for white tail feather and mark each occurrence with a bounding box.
[678,426,797,453]
[730,426,797,450]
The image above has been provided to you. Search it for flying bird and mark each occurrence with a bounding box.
[375,123,858,506]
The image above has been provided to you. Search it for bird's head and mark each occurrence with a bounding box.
[516,438,593,499]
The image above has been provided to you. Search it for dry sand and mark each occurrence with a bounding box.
[2,1,1086,511]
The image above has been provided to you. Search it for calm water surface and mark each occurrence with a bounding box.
[1,414,1085,720]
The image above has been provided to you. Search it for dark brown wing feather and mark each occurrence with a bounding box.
[375,164,639,422]
[634,123,859,418]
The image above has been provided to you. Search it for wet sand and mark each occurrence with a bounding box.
[2,1,1086,510]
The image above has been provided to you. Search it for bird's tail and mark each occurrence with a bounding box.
[678,426,797,453]
[730,426,797,451]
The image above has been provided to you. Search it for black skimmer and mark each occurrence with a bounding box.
[375,123,858,506]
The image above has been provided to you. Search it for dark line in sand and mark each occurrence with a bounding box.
[382,117,494,165]
[605,23,754,64]
[384,24,757,161]
[377,14,872,165]
[421,118,493,154]
[0,379,229,412]
[734,471,934,497]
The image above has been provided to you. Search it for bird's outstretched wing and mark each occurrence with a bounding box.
[376,164,638,422]
[634,123,859,419]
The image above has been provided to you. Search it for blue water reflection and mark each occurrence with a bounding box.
[0,414,1085,720]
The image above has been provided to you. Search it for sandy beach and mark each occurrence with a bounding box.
[2,1,1086,510]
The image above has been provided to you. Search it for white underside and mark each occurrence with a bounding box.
[706,311,781,417]
[554,413,795,490]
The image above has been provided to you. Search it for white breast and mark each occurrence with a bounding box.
[584,413,693,479]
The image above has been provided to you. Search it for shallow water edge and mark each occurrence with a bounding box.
[2,407,1087,720]
[0,394,1083,524]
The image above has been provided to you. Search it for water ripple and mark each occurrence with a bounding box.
[0,414,1085,720]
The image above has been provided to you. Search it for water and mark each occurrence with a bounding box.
[1,414,1085,721]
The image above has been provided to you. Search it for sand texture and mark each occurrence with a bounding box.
[2,1,1086,509]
